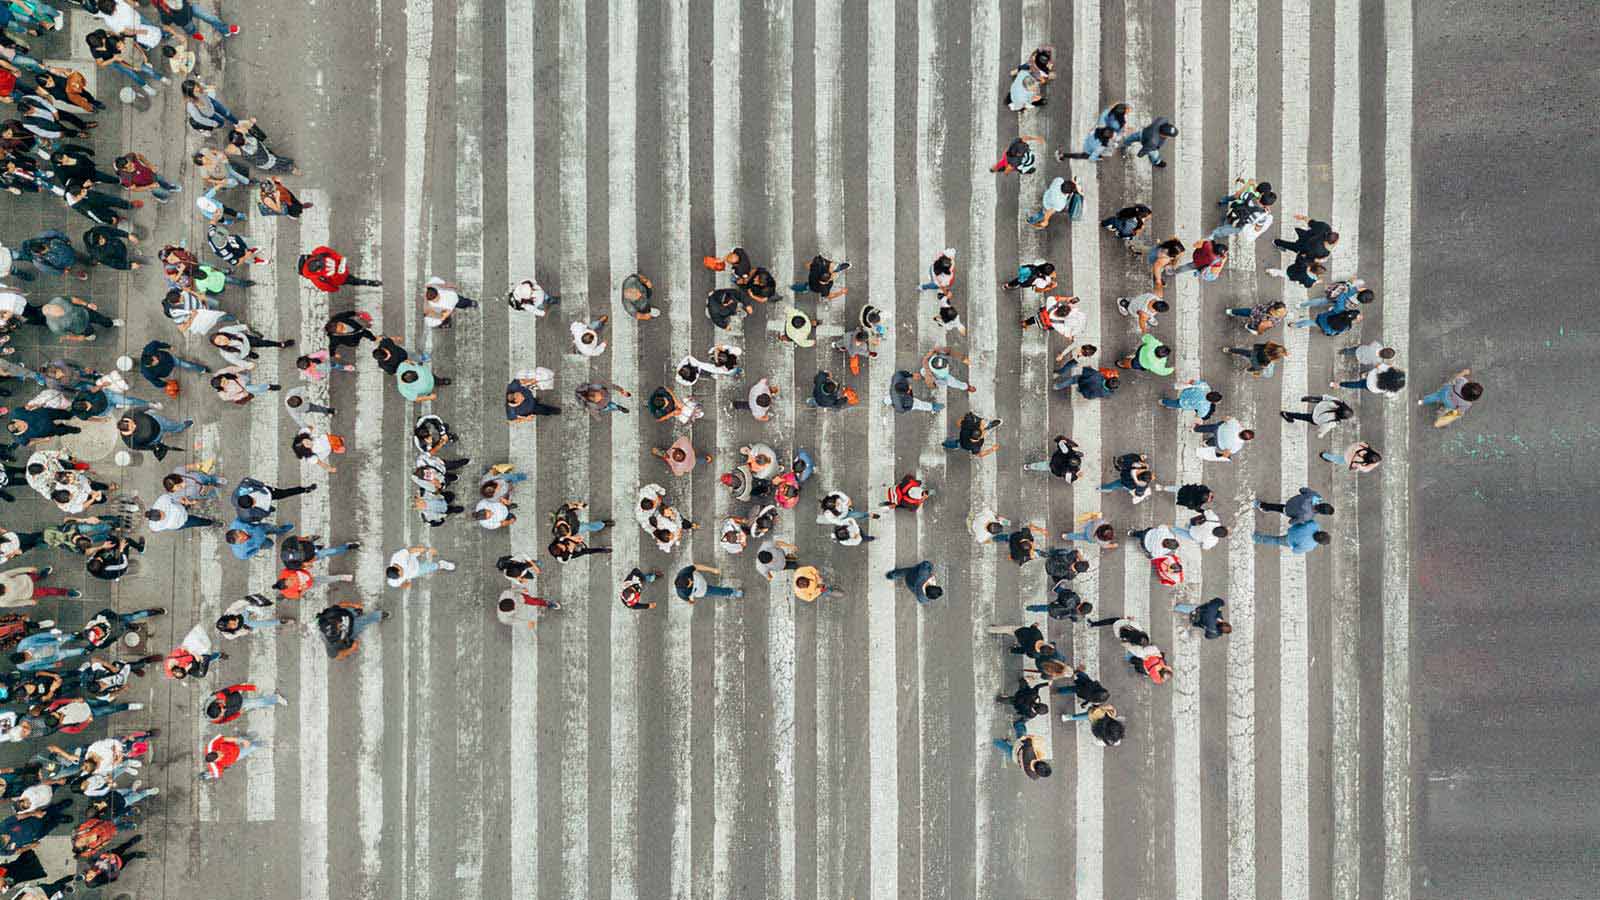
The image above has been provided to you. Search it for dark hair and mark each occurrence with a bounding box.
[1094,126,1115,142]
[205,699,223,719]
[1239,429,1255,441]
[923,584,944,600]
[1079,343,1097,356]
[1158,122,1179,136]
[1205,391,1223,403]
[1460,382,1484,401]
[1218,622,1234,635]
[1093,524,1115,541]
[1375,368,1407,393]
[1213,242,1229,255]
[1313,531,1332,544]
[1154,345,1170,359]
[1152,300,1171,313]
[1029,702,1049,717]
[1033,761,1053,778]
[401,370,418,384]
[161,44,177,58]
[1313,502,1335,515]
[1356,289,1375,304]
[1096,717,1125,745]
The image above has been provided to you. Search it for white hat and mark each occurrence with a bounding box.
[115,355,134,372]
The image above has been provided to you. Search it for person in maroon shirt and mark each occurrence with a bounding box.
[1176,239,1228,279]
[113,152,180,203]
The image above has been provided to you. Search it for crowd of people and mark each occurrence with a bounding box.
[0,7,1483,893]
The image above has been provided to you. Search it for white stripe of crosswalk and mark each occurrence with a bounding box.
[1067,1,1105,897]
[1278,2,1314,894]
[244,211,282,825]
[296,193,333,900]
[1170,0,1206,897]
[451,2,489,893]
[556,0,593,895]
[1225,1,1262,896]
[1328,1,1365,897]
[1380,2,1415,897]
[966,1,1003,895]
[864,1,902,896]
[762,1,800,895]
[606,0,642,894]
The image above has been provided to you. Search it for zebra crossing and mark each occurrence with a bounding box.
[79,0,1425,898]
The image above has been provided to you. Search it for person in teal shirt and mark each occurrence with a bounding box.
[1118,332,1174,376]
[395,360,449,402]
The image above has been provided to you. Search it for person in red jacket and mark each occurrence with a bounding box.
[1177,239,1228,280]
[880,473,933,511]
[204,683,286,725]
[297,245,381,293]
[201,734,263,781]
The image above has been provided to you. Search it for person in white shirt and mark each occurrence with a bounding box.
[145,493,216,531]
[1193,416,1254,460]
[569,315,609,356]
[1175,509,1228,550]
[422,276,478,328]
[384,545,454,589]
[1340,339,1397,368]
[968,508,1011,543]
[506,278,559,316]
[1131,524,1180,559]
[96,0,163,49]
[472,497,513,530]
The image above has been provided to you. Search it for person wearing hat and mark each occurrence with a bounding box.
[918,346,977,393]
[1120,115,1179,167]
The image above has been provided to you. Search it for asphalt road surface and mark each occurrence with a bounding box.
[0,0,1581,899]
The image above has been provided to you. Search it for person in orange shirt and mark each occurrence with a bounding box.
[271,565,352,601]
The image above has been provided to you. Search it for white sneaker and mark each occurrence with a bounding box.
[1115,297,1131,316]
[144,786,161,796]
[148,402,163,410]
[112,318,124,327]
[1265,267,1283,277]
[143,84,158,97]
[127,702,145,711]
[437,560,456,571]
[275,694,289,706]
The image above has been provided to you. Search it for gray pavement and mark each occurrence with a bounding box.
[0,0,1550,898]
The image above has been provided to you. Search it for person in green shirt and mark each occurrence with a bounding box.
[395,360,450,403]
[1117,332,1174,376]
[42,296,121,340]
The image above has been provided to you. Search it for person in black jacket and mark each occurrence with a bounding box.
[82,225,142,270]
[994,675,1049,727]
[138,339,211,390]
[1173,597,1231,639]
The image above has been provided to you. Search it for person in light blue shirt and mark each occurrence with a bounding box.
[224,517,293,561]
[10,631,85,673]
[1252,520,1330,554]
[1159,378,1221,420]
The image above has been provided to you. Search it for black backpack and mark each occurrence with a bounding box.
[316,606,355,656]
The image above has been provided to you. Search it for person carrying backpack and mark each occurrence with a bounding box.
[316,601,385,660]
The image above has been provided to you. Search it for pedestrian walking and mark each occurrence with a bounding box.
[1252,520,1330,554]
[672,563,741,604]
[1320,440,1382,473]
[384,545,455,589]
[885,560,942,604]
[942,411,1000,459]
[1280,393,1354,436]
[1173,597,1231,639]
[1220,340,1288,378]
[1418,367,1482,427]
[1192,416,1255,462]
[1120,116,1178,167]
[989,134,1044,175]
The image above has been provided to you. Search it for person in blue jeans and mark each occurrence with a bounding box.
[224,518,293,561]
[673,564,742,603]
[1252,521,1329,554]
[885,560,942,604]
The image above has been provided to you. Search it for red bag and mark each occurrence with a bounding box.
[701,255,727,272]
[1152,554,1184,586]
